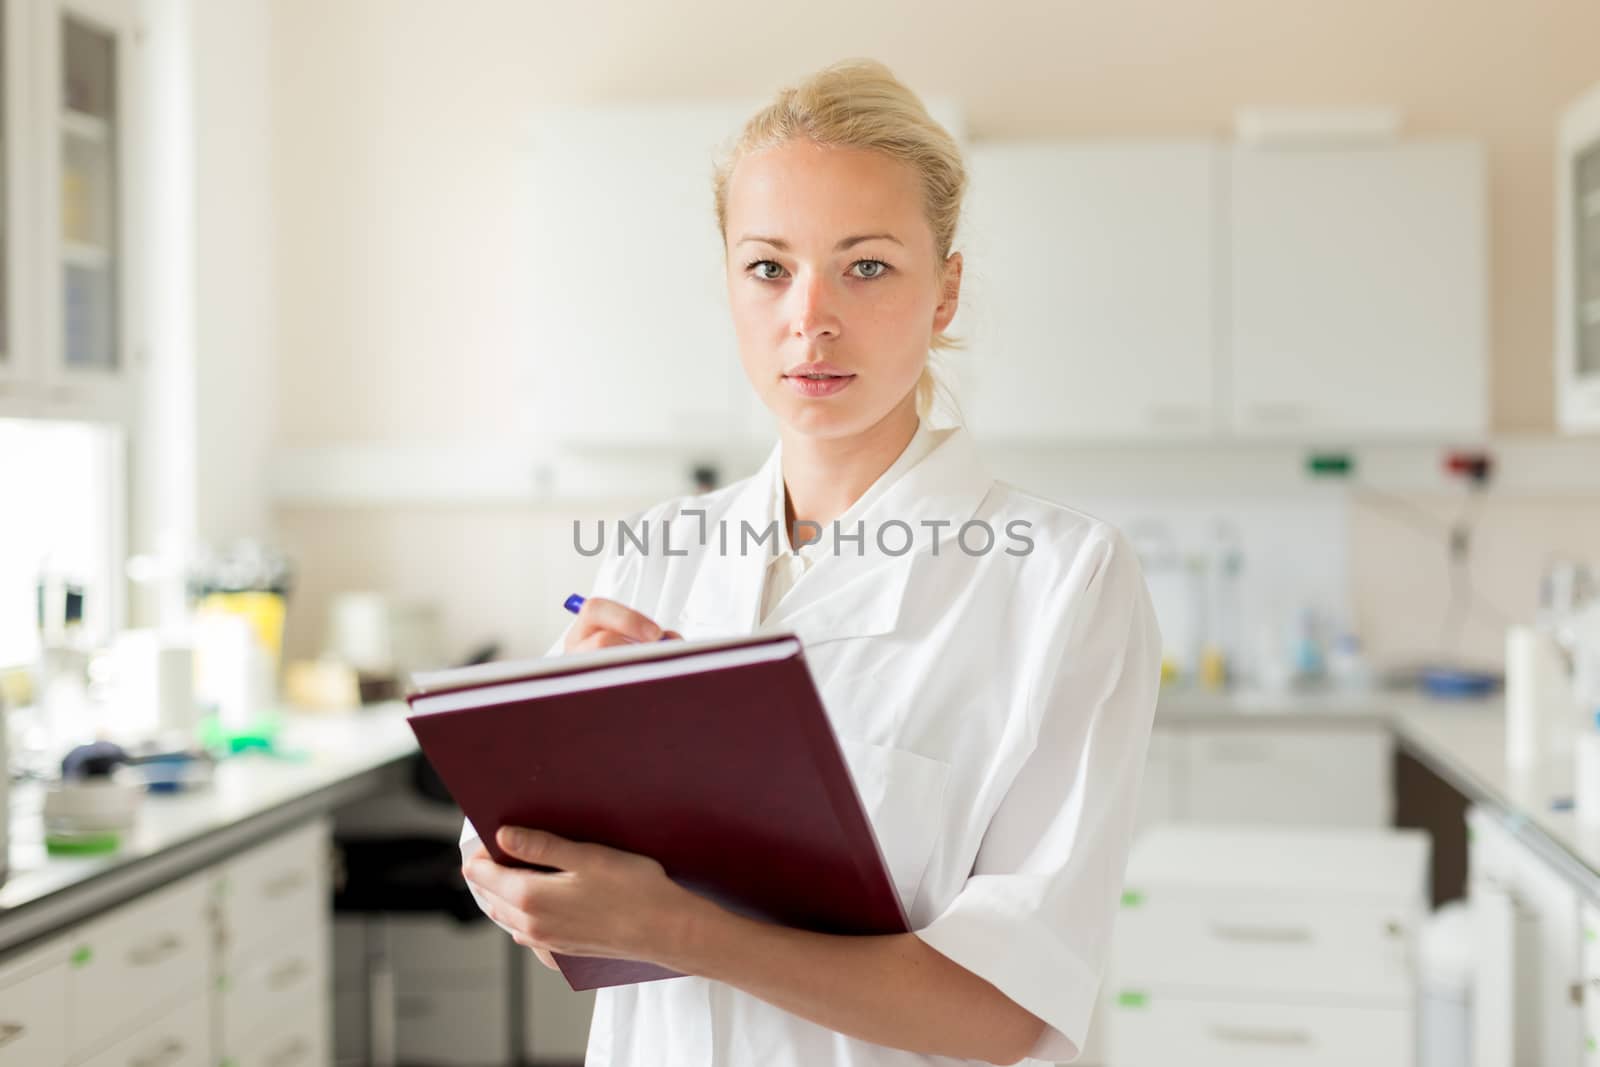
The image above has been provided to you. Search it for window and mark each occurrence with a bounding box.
[0,418,123,670]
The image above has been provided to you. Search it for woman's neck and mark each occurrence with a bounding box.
[779,398,920,531]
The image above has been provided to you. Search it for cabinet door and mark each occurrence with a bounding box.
[66,872,211,1061]
[963,141,1220,442]
[1558,83,1600,433]
[74,990,210,1067]
[1182,725,1392,828]
[525,103,757,449]
[35,0,136,420]
[0,937,70,1067]
[0,0,34,404]
[1228,142,1487,440]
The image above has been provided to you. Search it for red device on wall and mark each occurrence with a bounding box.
[405,633,908,991]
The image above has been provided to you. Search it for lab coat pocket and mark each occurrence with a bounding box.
[835,736,952,914]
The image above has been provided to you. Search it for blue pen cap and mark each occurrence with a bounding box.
[563,594,585,615]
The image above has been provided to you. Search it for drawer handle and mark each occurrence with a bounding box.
[266,1035,310,1067]
[1204,741,1275,762]
[263,870,309,899]
[268,957,309,992]
[1210,922,1313,945]
[127,932,184,967]
[0,1022,24,1047]
[130,1037,186,1067]
[1209,1023,1313,1047]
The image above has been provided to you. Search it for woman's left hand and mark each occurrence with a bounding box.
[462,827,704,969]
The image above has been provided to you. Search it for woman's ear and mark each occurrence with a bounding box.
[934,251,963,332]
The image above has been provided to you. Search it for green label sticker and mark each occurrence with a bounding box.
[1120,890,1145,909]
[1117,991,1149,1008]
[70,945,92,968]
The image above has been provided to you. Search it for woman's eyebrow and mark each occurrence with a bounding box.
[736,233,904,252]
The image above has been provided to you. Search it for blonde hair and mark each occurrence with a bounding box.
[713,59,966,424]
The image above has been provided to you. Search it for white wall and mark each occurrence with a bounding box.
[133,0,275,627]
[259,1,1600,672]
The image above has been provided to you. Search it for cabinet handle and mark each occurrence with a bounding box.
[397,993,435,1020]
[1208,1023,1313,1047]
[263,869,308,899]
[1146,404,1207,426]
[1209,922,1313,945]
[0,1022,24,1047]
[267,956,309,992]
[266,1035,310,1067]
[130,1037,186,1067]
[127,932,183,967]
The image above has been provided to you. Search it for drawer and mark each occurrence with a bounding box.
[220,931,328,1056]
[395,987,511,1066]
[232,990,330,1067]
[75,990,211,1067]
[0,938,70,1067]
[1183,725,1391,828]
[385,914,508,982]
[1107,994,1412,1067]
[218,820,329,966]
[67,874,211,1060]
[524,954,595,1062]
[1115,886,1419,1001]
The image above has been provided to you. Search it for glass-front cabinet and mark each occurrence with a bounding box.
[1560,79,1600,433]
[0,0,21,394]
[0,0,137,422]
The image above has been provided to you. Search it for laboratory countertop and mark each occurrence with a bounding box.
[2,685,1594,953]
[0,702,419,955]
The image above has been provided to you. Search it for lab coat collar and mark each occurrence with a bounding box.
[678,425,994,648]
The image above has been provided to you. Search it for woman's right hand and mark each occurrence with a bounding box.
[533,597,678,968]
[562,596,681,653]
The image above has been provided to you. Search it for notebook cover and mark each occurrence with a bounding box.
[406,635,908,991]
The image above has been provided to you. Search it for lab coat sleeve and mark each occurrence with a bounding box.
[458,516,651,935]
[914,528,1162,1064]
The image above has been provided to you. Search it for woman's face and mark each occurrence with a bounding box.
[722,140,961,440]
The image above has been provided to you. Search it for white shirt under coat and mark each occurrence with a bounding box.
[461,422,1162,1066]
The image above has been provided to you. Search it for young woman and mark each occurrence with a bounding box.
[461,59,1161,1066]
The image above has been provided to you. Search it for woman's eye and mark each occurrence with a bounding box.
[747,260,785,280]
[851,259,890,279]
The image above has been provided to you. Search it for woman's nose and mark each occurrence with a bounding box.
[789,272,841,341]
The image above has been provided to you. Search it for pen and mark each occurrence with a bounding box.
[564,594,675,641]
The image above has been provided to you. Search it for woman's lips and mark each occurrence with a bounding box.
[784,372,856,398]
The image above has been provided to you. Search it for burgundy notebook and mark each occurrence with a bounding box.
[405,633,909,991]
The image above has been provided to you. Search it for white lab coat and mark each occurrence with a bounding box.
[460,425,1161,1066]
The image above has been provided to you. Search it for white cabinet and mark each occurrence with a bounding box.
[65,870,211,1062]
[75,990,209,1067]
[1228,142,1487,441]
[525,103,760,449]
[963,141,1220,442]
[1181,722,1393,828]
[1467,808,1583,1067]
[0,819,332,1067]
[1558,79,1600,433]
[0,0,140,424]
[0,935,70,1066]
[1110,826,1427,1067]
[215,818,332,1065]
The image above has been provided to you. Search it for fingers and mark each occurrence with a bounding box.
[534,947,559,971]
[497,826,584,870]
[572,597,665,644]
